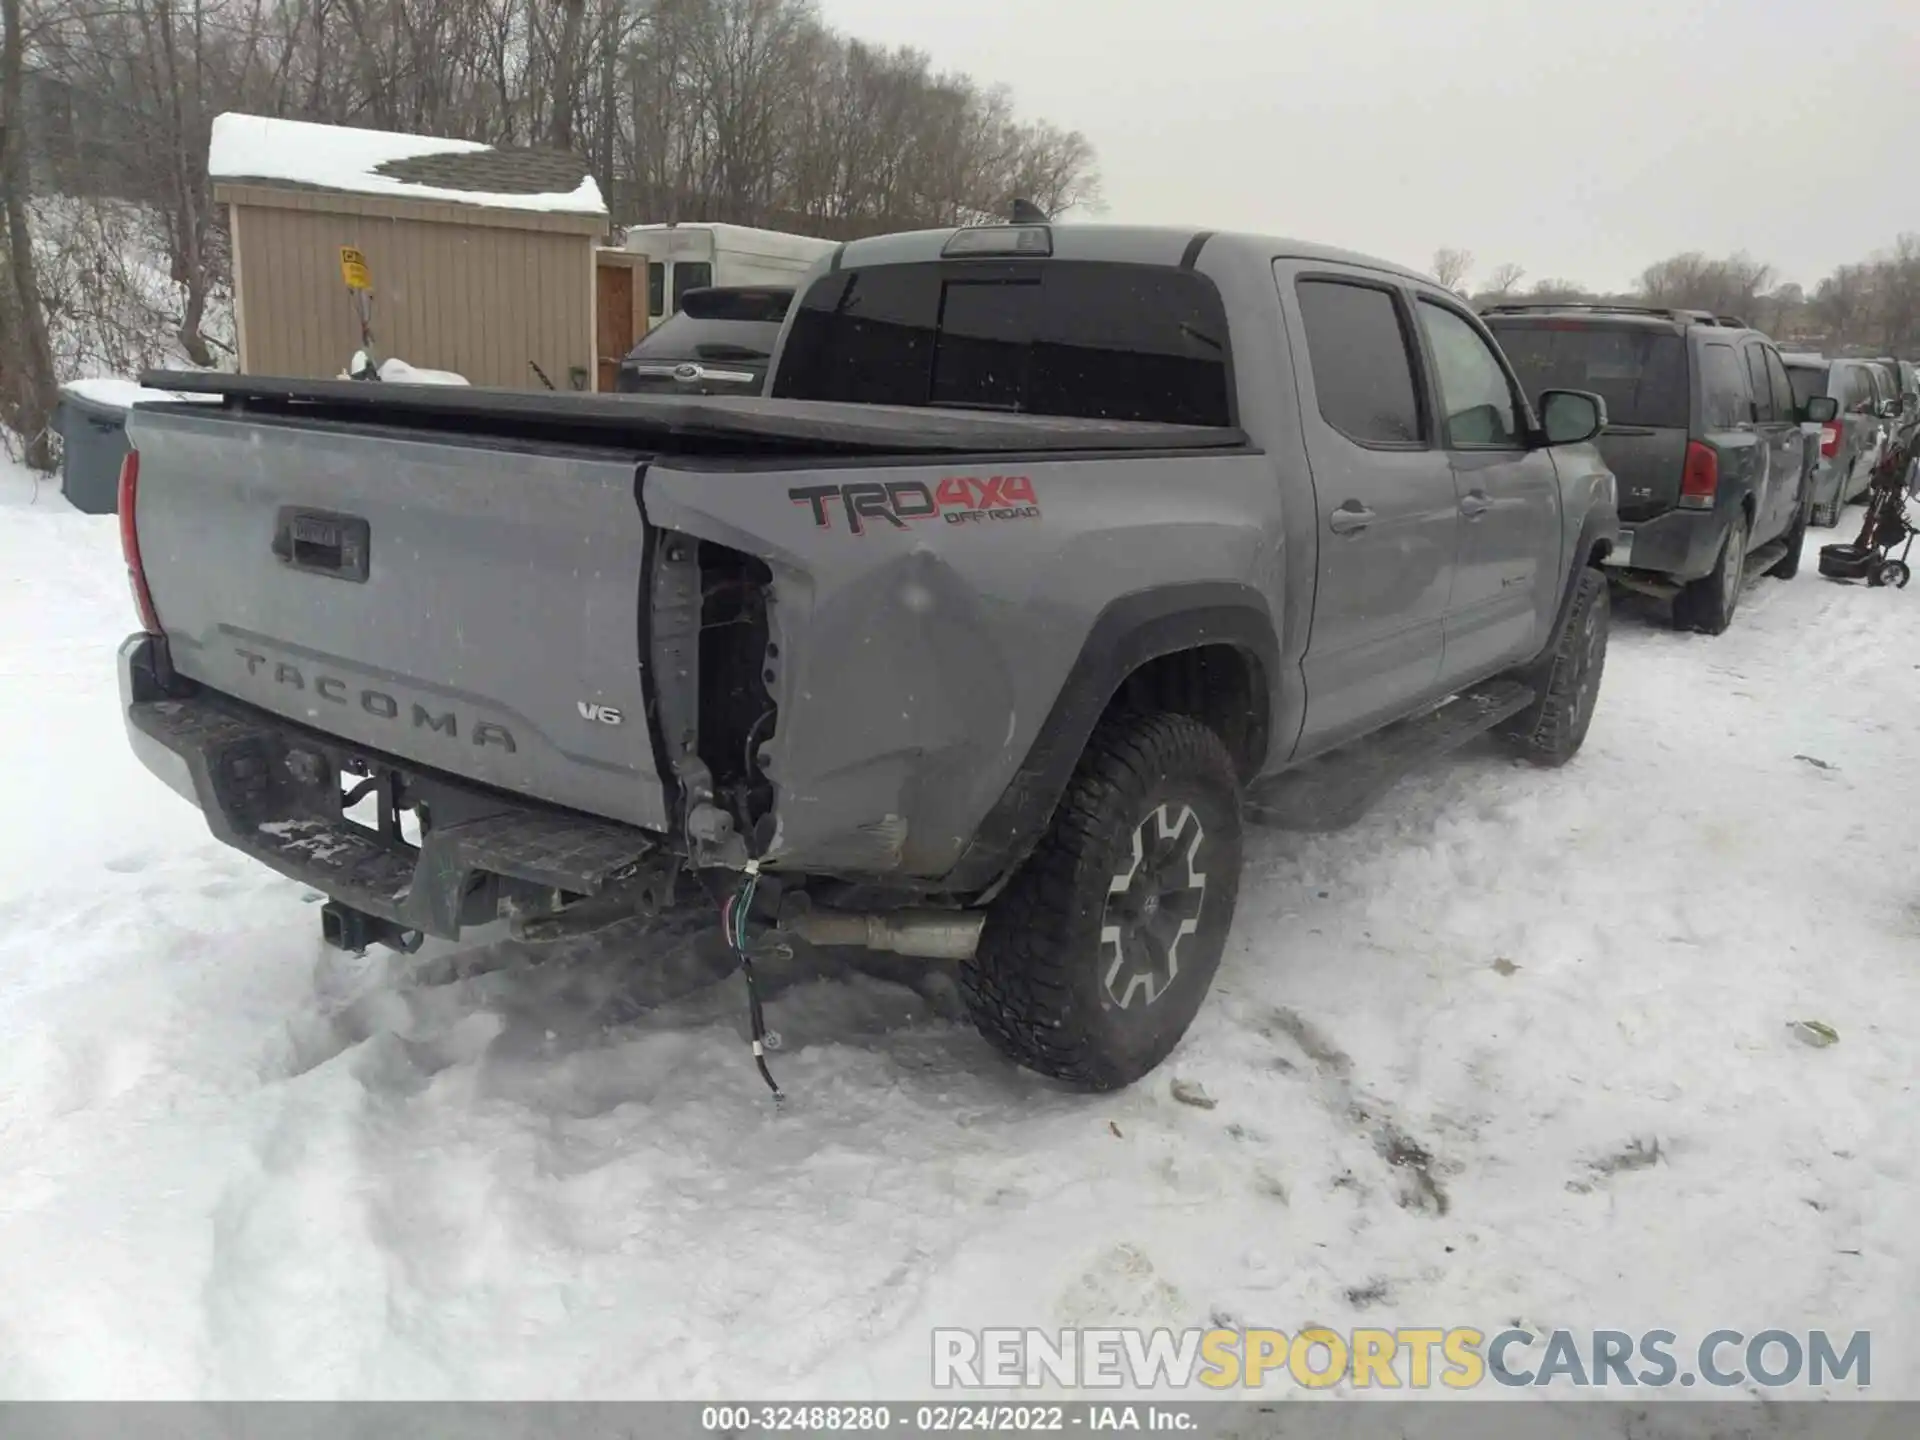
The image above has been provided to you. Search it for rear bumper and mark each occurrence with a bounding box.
[1601,507,1725,583]
[120,634,663,941]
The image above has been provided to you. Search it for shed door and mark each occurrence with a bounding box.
[597,264,636,391]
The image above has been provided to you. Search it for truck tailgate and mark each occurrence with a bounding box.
[127,407,670,832]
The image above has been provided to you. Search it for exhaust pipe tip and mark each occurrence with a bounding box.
[783,906,984,960]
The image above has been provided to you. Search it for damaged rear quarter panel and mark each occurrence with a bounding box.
[640,452,1280,879]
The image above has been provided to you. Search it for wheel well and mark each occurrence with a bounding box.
[1107,644,1267,783]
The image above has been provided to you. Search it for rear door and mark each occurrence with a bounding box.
[1762,344,1811,533]
[1837,364,1880,488]
[1699,339,1762,537]
[1490,320,1690,521]
[1412,295,1561,685]
[1281,267,1458,751]
[1739,337,1800,542]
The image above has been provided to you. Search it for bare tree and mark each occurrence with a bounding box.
[1812,265,1870,346]
[1431,247,1473,293]
[1638,251,1774,321]
[14,0,1105,429]
[1,0,60,467]
[1484,261,1525,299]
[1528,277,1592,302]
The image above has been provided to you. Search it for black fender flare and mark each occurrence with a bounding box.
[1534,503,1620,664]
[942,582,1282,895]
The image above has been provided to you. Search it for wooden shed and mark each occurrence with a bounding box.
[210,113,610,390]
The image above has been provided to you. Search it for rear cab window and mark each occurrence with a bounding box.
[772,260,1234,427]
[1486,321,1689,429]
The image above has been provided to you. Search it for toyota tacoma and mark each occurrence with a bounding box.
[119,222,1618,1091]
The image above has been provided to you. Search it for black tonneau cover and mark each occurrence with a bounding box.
[140,370,1250,456]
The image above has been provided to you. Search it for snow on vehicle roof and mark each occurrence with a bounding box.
[209,113,606,216]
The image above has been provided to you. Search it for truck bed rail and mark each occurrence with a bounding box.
[139,370,1252,457]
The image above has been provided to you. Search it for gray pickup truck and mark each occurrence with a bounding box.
[121,222,1618,1091]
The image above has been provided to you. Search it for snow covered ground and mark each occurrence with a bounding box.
[2,456,1916,1402]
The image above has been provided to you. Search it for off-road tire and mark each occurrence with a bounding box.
[1814,491,1843,529]
[960,712,1242,1091]
[1495,567,1609,767]
[1768,489,1810,580]
[1672,514,1747,635]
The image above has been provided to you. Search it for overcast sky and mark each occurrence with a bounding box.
[817,0,1918,294]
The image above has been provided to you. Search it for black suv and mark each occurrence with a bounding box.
[614,285,792,397]
[1484,303,1837,634]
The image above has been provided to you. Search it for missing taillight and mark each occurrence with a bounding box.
[117,451,163,634]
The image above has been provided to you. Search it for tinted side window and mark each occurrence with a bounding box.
[1743,344,1773,423]
[1700,344,1747,429]
[648,263,665,317]
[1841,366,1873,413]
[1294,279,1423,446]
[1785,363,1828,411]
[1417,300,1520,447]
[1763,347,1796,420]
[774,261,1234,426]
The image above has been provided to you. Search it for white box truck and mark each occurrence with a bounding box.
[623,223,838,327]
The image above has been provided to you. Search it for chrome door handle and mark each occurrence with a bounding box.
[1459,491,1493,519]
[1328,503,1374,535]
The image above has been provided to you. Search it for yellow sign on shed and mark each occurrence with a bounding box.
[338,246,372,292]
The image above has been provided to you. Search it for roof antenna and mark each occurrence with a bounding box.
[1008,198,1050,224]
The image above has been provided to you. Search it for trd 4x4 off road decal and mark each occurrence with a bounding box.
[788,475,1040,535]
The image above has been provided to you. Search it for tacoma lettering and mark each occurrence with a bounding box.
[231,647,516,752]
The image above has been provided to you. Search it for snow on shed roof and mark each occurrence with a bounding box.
[209,113,606,216]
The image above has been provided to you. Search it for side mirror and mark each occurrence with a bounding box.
[1803,395,1839,424]
[1881,399,1901,420]
[1539,389,1607,446]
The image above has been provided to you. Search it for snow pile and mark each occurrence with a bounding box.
[209,113,605,216]
[335,355,471,386]
[0,460,1916,1401]
[62,378,220,409]
[375,358,470,386]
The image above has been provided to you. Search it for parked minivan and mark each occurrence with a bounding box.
[1485,303,1836,633]
[1783,354,1893,526]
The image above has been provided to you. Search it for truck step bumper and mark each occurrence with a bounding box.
[127,690,663,944]
[1244,679,1535,833]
